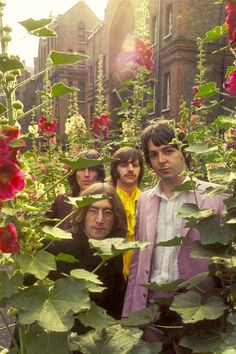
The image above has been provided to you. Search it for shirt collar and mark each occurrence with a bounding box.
[153,176,190,201]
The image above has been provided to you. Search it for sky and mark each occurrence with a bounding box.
[4,0,109,67]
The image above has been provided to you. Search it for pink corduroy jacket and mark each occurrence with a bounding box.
[122,179,226,317]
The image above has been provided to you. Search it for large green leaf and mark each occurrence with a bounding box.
[191,241,228,260]
[31,27,57,37]
[0,55,24,73]
[170,292,226,323]
[16,251,56,279]
[19,18,54,31]
[11,278,90,332]
[78,302,116,329]
[156,236,184,247]
[67,194,109,209]
[60,155,117,170]
[206,167,236,184]
[50,50,89,65]
[25,324,69,354]
[129,341,162,354]
[70,269,103,285]
[196,215,236,245]
[203,24,227,43]
[142,280,181,292]
[120,303,159,327]
[0,271,23,303]
[195,82,218,98]
[176,272,209,290]
[173,180,197,192]
[89,238,150,262]
[70,325,142,354]
[185,144,218,155]
[50,83,79,97]
[177,203,214,227]
[42,226,72,240]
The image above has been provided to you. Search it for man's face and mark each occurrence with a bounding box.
[84,199,114,240]
[116,158,141,189]
[76,168,98,193]
[147,139,186,183]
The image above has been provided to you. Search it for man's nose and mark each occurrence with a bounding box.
[128,163,134,171]
[84,168,90,176]
[158,153,166,164]
[95,210,104,223]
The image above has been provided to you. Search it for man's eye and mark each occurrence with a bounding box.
[149,152,157,158]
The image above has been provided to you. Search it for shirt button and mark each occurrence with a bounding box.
[143,293,147,298]
[145,270,149,274]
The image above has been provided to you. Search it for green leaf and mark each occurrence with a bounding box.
[177,272,209,290]
[49,50,89,65]
[0,55,24,73]
[25,324,69,354]
[173,180,197,192]
[196,215,236,245]
[185,144,218,154]
[42,226,72,240]
[71,325,142,354]
[180,328,226,353]
[156,236,184,247]
[0,271,23,303]
[225,66,236,78]
[55,253,77,264]
[50,83,79,97]
[8,138,26,149]
[89,238,150,262]
[78,302,116,329]
[203,24,227,43]
[19,18,54,31]
[142,280,181,292]
[120,303,159,327]
[206,167,236,184]
[0,103,7,113]
[60,155,117,170]
[31,27,57,37]
[177,203,214,224]
[191,241,228,260]
[70,269,103,285]
[67,194,109,209]
[171,292,226,323]
[11,278,90,332]
[129,341,162,354]
[16,251,56,279]
[227,217,236,224]
[195,82,218,98]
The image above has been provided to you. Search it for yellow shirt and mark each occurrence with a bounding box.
[116,185,141,279]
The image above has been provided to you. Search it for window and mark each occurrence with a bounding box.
[78,27,85,42]
[164,5,173,38]
[162,73,170,111]
[79,51,86,66]
[78,82,85,101]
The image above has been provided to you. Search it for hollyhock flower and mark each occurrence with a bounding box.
[38,116,57,135]
[224,71,236,96]
[0,223,20,253]
[0,139,9,163]
[225,0,236,46]
[132,39,154,70]
[0,160,25,201]
[0,125,20,142]
[92,114,110,138]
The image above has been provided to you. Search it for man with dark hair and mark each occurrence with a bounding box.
[110,146,144,278]
[122,121,226,348]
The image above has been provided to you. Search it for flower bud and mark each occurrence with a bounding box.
[5,73,15,82]
[1,34,11,42]
[3,26,12,33]
[13,101,24,110]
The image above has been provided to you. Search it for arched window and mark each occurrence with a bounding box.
[164,5,173,38]
[78,26,85,42]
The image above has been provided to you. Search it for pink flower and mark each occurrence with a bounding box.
[38,116,57,135]
[1,126,20,142]
[132,39,154,70]
[226,0,236,46]
[0,160,25,201]
[223,71,236,96]
[0,139,9,164]
[92,114,110,138]
[0,223,20,253]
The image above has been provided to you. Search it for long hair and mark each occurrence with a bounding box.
[72,182,127,238]
[67,149,105,196]
[141,122,191,168]
[110,147,144,187]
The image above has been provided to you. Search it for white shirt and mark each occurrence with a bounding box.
[150,182,187,283]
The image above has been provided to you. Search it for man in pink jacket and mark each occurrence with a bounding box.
[122,122,226,349]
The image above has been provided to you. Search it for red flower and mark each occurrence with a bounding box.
[38,116,57,135]
[0,139,9,164]
[226,0,236,46]
[92,114,110,138]
[0,223,20,253]
[224,71,236,96]
[0,160,25,201]
[1,125,20,142]
[132,39,154,70]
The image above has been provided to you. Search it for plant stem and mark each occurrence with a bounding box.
[0,309,19,352]
[32,170,73,205]
[55,208,77,228]
[92,260,106,274]
[18,323,26,354]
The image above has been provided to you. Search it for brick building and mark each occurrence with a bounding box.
[33,0,228,136]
